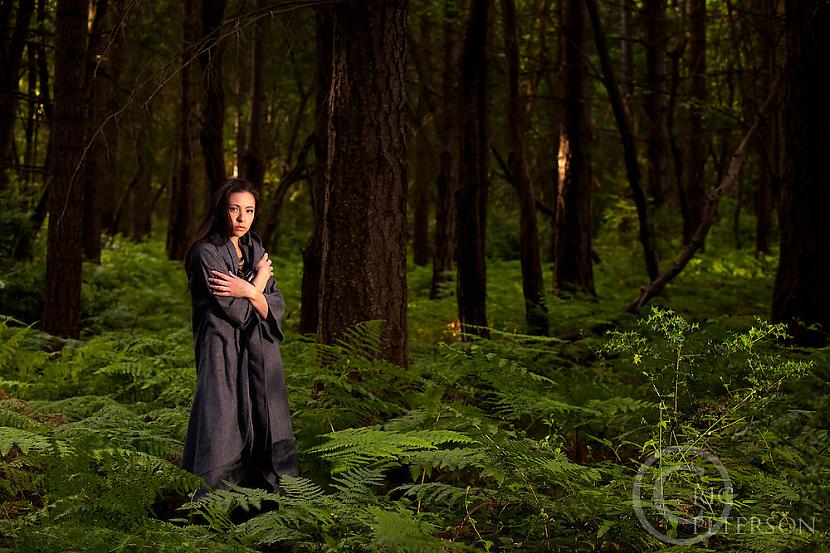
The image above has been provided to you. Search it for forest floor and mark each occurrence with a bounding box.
[0,229,827,552]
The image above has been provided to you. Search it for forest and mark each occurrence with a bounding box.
[0,0,828,551]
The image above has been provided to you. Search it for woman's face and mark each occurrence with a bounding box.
[227,191,256,238]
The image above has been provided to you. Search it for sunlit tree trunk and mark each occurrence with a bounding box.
[555,0,594,295]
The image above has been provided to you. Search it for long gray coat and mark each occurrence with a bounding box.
[181,230,299,498]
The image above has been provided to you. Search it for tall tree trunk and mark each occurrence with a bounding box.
[129,117,153,242]
[502,0,548,335]
[83,0,124,264]
[587,0,660,283]
[644,0,670,207]
[43,0,89,338]
[242,0,268,191]
[555,0,594,295]
[168,0,197,260]
[620,0,634,102]
[683,0,706,245]
[429,0,460,299]
[412,85,432,267]
[455,0,491,340]
[300,7,331,336]
[318,0,409,366]
[0,0,35,191]
[772,0,830,344]
[199,0,228,195]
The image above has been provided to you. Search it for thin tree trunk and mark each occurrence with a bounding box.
[772,0,830,344]
[318,0,409,366]
[429,0,460,299]
[0,0,35,191]
[83,0,124,264]
[555,0,594,295]
[412,81,432,267]
[43,0,89,338]
[586,0,660,282]
[242,0,268,191]
[628,74,782,313]
[299,7,331,336]
[645,0,669,207]
[199,0,228,195]
[455,0,491,340]
[168,0,197,261]
[683,0,706,246]
[502,0,548,335]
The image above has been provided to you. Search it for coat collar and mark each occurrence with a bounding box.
[223,231,263,269]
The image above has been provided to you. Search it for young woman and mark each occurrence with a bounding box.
[181,177,299,500]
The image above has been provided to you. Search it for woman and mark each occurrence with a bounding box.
[181,177,299,500]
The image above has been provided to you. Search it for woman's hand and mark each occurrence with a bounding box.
[252,252,273,294]
[256,252,274,279]
[208,269,258,299]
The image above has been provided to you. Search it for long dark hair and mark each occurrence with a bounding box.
[183,177,261,293]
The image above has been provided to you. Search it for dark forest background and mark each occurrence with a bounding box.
[0,0,828,551]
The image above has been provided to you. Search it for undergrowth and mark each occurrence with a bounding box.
[0,233,826,552]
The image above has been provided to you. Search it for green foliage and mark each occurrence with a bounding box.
[0,235,827,552]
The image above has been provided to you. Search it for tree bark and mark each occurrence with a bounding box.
[412,12,433,268]
[586,0,660,283]
[429,0,460,300]
[199,0,228,195]
[242,0,268,191]
[455,0,491,339]
[683,0,706,245]
[555,0,594,295]
[644,0,670,207]
[0,0,35,191]
[318,0,409,366]
[772,0,830,344]
[502,0,548,335]
[83,0,124,264]
[168,0,197,261]
[43,0,89,338]
[300,7,331,336]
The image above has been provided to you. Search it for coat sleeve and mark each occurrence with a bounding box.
[192,244,255,328]
[259,276,286,343]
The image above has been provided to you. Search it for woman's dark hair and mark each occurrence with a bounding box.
[183,177,260,292]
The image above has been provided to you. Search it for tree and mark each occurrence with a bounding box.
[502,0,548,335]
[429,0,461,300]
[199,0,228,195]
[683,0,706,245]
[586,0,660,283]
[318,0,409,367]
[455,0,491,339]
[300,6,332,336]
[0,0,35,191]
[43,0,89,338]
[555,0,593,295]
[644,0,670,207]
[168,0,197,261]
[772,0,830,344]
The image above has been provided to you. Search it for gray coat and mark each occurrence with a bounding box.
[181,230,298,497]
